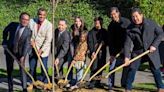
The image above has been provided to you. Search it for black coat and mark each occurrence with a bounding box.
[55,29,71,61]
[2,22,32,58]
[108,17,131,56]
[87,27,107,70]
[2,22,19,48]
[124,18,164,69]
[88,27,108,56]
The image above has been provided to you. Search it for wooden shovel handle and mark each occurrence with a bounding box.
[55,63,60,77]
[32,44,51,83]
[64,62,74,81]
[89,52,121,81]
[105,50,150,78]
[5,47,35,83]
[80,42,103,82]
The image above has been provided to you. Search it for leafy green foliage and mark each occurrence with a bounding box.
[0,0,163,43]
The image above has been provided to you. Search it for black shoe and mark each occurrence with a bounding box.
[8,89,13,92]
[87,83,95,89]
[23,89,27,92]
[95,83,104,88]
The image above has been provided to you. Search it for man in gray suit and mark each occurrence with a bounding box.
[54,19,71,79]
[2,12,31,92]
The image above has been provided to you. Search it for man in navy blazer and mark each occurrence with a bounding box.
[2,12,31,92]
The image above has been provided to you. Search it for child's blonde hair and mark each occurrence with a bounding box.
[80,31,87,42]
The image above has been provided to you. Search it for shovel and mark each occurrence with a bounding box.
[57,61,74,88]
[77,42,103,87]
[4,47,42,91]
[32,44,56,90]
[89,52,121,81]
[91,50,150,80]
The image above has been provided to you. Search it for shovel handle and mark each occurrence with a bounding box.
[89,62,109,81]
[4,47,35,83]
[32,44,51,84]
[64,62,74,82]
[89,52,121,81]
[80,42,103,82]
[55,63,60,77]
[105,50,150,78]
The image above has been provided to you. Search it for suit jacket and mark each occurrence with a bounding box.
[2,22,19,49]
[124,18,164,69]
[55,29,71,61]
[17,26,32,58]
[2,22,32,58]
[108,17,131,56]
[29,18,52,57]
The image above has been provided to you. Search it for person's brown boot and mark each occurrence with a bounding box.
[158,88,164,92]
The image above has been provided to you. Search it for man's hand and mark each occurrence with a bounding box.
[38,49,43,56]
[54,58,59,65]
[124,57,130,66]
[31,40,35,46]
[91,52,97,59]
[149,46,156,53]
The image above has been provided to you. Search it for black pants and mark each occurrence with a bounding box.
[5,50,27,92]
[108,56,130,89]
[90,51,106,87]
[159,42,164,66]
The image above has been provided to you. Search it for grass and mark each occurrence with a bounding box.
[133,83,156,92]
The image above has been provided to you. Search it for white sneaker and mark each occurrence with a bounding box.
[70,85,78,90]
[66,84,71,88]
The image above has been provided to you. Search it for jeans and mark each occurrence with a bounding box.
[75,61,85,82]
[108,57,129,89]
[29,49,48,83]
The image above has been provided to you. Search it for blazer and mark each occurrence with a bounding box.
[2,22,19,48]
[17,27,32,58]
[29,18,52,57]
[2,22,32,57]
[124,18,164,69]
[55,29,71,61]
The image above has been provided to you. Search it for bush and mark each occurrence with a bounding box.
[0,0,163,43]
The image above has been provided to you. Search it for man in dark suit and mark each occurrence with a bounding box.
[124,8,164,92]
[2,12,31,92]
[54,19,71,78]
[87,17,107,88]
[107,7,131,90]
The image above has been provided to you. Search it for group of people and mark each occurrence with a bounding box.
[2,7,164,92]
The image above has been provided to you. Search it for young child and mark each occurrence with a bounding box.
[70,31,88,90]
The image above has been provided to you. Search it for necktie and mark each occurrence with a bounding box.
[13,26,23,53]
[58,32,62,40]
